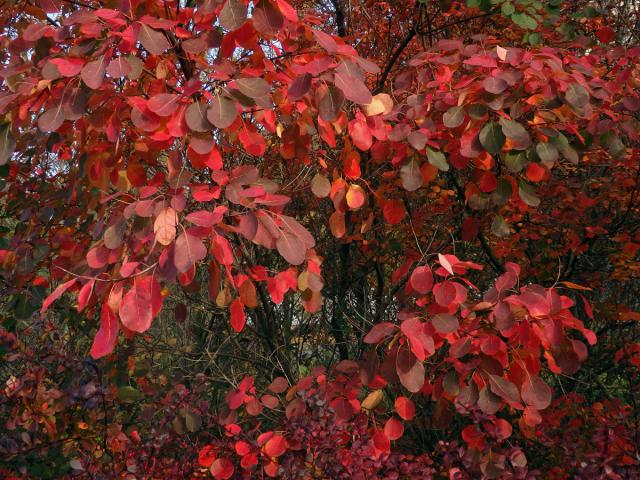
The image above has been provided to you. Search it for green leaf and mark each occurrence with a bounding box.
[505,151,527,172]
[479,122,506,155]
[565,83,589,109]
[492,178,513,206]
[518,181,540,207]
[0,122,15,166]
[574,6,597,19]
[443,106,465,128]
[512,12,538,30]
[499,118,531,148]
[501,2,515,15]
[117,386,144,403]
[491,216,511,237]
[468,104,487,120]
[601,132,625,158]
[528,32,542,45]
[469,193,490,210]
[426,148,449,171]
[185,411,202,432]
[536,142,559,165]
[560,144,579,164]
[467,0,491,9]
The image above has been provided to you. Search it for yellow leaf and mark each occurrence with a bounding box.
[559,281,591,291]
[361,390,384,410]
[363,93,393,116]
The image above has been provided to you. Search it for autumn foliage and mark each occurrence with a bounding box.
[1,0,640,478]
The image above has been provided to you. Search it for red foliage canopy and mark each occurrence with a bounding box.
[1,0,639,478]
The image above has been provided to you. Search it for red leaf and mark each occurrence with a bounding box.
[488,374,521,405]
[185,208,226,227]
[332,397,355,420]
[275,230,306,265]
[521,374,552,410]
[384,417,404,441]
[372,429,390,453]
[348,118,372,151]
[138,23,170,55]
[276,0,298,21]
[431,313,459,334]
[596,26,615,44]
[581,294,594,319]
[364,322,397,344]
[219,0,247,31]
[401,317,433,361]
[211,234,234,265]
[396,348,425,393]
[230,298,246,332]
[41,278,76,313]
[106,57,131,78]
[235,77,270,99]
[38,103,65,132]
[148,93,181,117]
[23,23,50,42]
[318,85,344,122]
[409,266,433,294]
[313,29,337,53]
[483,76,508,94]
[526,162,546,183]
[261,394,279,409]
[49,57,85,76]
[264,434,287,457]
[90,304,119,359]
[118,275,163,333]
[210,458,234,479]
[383,199,406,225]
[77,280,94,312]
[268,376,288,393]
[433,281,457,306]
[235,440,251,456]
[207,95,237,129]
[394,396,415,420]
[288,73,312,100]
[239,126,266,156]
[198,445,217,467]
[464,54,497,68]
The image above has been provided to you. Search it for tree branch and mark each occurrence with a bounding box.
[330,0,347,37]
[375,27,416,93]
[374,9,498,93]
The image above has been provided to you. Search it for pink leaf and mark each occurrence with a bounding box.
[174,232,207,273]
[81,56,106,89]
[334,71,372,105]
[364,322,397,344]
